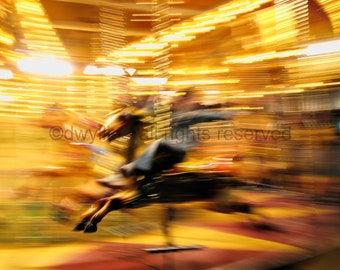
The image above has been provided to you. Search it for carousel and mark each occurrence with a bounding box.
[0,0,339,269]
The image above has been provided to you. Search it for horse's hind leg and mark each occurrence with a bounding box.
[55,181,114,222]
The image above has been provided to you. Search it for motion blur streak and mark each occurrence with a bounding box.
[0,0,339,270]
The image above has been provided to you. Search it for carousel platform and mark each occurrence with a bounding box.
[0,188,339,270]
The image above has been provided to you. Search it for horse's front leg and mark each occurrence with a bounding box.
[73,198,109,231]
[84,196,124,233]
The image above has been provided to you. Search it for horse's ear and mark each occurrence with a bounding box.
[105,108,122,118]
[134,108,153,122]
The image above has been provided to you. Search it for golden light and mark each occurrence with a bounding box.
[15,0,69,59]
[112,50,157,57]
[102,67,125,76]
[125,68,136,76]
[160,90,177,95]
[160,33,195,42]
[0,69,13,80]
[83,65,125,76]
[168,79,240,86]
[305,39,340,56]
[223,49,306,64]
[0,29,15,45]
[109,0,272,65]
[204,90,220,95]
[170,67,229,75]
[130,77,168,85]
[83,65,98,75]
[130,43,167,50]
[17,57,73,76]
[0,95,13,101]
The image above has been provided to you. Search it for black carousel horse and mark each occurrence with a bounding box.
[73,106,252,234]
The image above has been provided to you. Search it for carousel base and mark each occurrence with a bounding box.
[0,188,339,270]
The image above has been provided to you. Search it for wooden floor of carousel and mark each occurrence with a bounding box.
[1,187,339,270]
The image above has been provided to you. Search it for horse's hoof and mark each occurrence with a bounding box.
[73,220,87,231]
[233,202,252,214]
[84,223,97,233]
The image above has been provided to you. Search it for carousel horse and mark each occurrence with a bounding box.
[73,106,253,233]
[53,97,158,220]
[48,105,128,221]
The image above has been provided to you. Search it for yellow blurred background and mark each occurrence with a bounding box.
[0,0,339,249]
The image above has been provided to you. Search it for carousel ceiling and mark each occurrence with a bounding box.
[0,0,340,117]
[39,0,229,65]
[1,1,336,75]
[37,0,337,91]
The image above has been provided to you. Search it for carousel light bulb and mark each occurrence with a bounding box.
[83,65,99,75]
[0,69,13,79]
[125,68,136,76]
[18,57,73,76]
[130,77,168,85]
[305,39,340,56]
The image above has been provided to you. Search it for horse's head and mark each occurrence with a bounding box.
[98,107,150,142]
